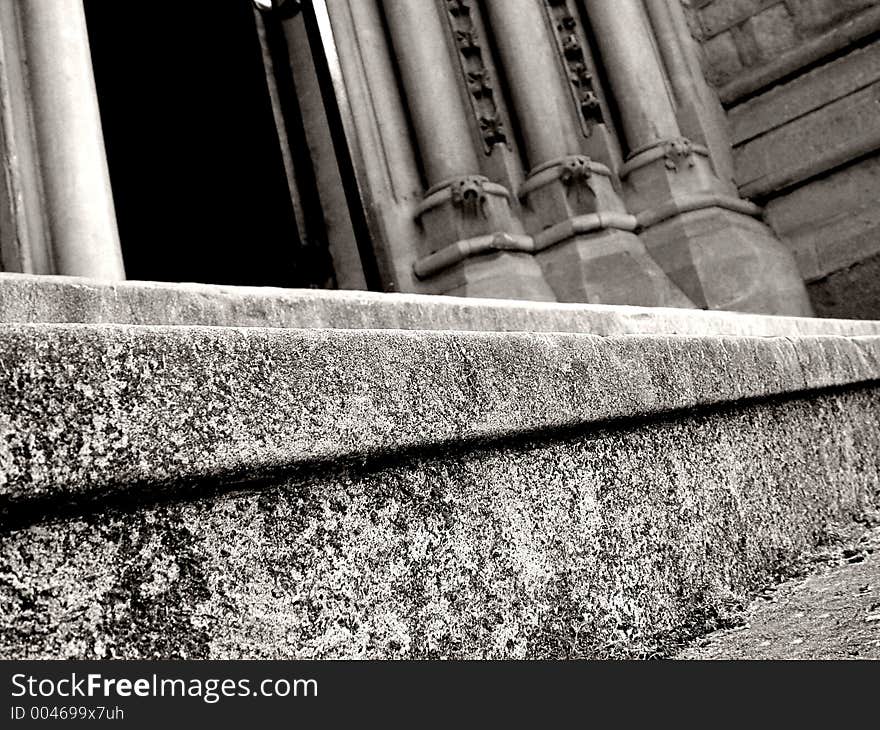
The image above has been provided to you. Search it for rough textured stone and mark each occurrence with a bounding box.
[693,0,880,105]
[704,31,743,84]
[2,324,880,509]
[678,523,880,659]
[734,79,880,199]
[808,251,880,320]
[2,317,880,659]
[3,273,880,337]
[1,386,878,659]
[765,152,880,282]
[700,0,763,37]
[747,4,798,60]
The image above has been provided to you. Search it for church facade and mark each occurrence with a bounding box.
[4,0,879,316]
[1,1,880,659]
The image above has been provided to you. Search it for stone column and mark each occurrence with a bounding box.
[381,0,480,186]
[382,0,554,300]
[582,0,679,152]
[482,0,691,307]
[583,0,811,316]
[643,0,736,193]
[482,0,580,167]
[18,0,125,280]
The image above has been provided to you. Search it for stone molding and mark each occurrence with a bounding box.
[413,212,640,279]
[518,155,614,200]
[414,191,765,277]
[5,272,876,337]
[414,175,512,219]
[636,192,761,230]
[2,320,880,508]
[619,138,712,179]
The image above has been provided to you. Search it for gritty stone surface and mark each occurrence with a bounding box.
[809,251,880,320]
[2,325,880,509]
[1,387,878,659]
[747,4,798,60]
[3,272,880,337]
[700,0,762,37]
[704,31,743,84]
[678,522,880,659]
[694,0,880,94]
[764,150,880,282]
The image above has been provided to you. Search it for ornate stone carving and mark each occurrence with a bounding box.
[559,155,593,189]
[663,138,696,171]
[558,155,595,205]
[450,175,489,218]
[543,0,604,135]
[443,0,508,152]
[478,114,507,148]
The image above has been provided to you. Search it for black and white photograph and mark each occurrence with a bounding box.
[1,0,879,723]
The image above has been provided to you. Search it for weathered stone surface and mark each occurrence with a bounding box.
[2,324,880,509]
[2,316,880,659]
[694,0,880,100]
[637,207,814,315]
[729,41,880,147]
[734,79,880,198]
[2,386,878,659]
[4,272,880,337]
[808,251,880,320]
[765,152,880,283]
[535,231,695,307]
[703,31,743,84]
[746,4,798,60]
[678,522,880,659]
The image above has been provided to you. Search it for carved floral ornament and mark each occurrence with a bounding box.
[543,0,604,134]
[444,0,508,152]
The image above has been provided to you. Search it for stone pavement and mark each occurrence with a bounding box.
[678,522,880,660]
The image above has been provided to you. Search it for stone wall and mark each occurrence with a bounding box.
[692,0,877,87]
[2,319,880,658]
[686,0,880,318]
[4,386,878,659]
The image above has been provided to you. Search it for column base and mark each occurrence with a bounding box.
[429,251,557,301]
[537,229,695,307]
[639,207,814,316]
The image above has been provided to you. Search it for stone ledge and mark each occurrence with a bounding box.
[3,272,880,337]
[1,323,879,511]
[3,386,878,658]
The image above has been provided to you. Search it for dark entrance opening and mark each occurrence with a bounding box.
[83,0,332,288]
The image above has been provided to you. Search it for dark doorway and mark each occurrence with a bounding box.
[84,0,332,287]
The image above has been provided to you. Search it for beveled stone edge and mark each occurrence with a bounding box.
[1,323,879,512]
[2,272,880,338]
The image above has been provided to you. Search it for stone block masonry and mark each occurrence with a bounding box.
[1,314,880,658]
[686,1,880,318]
[690,0,878,89]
